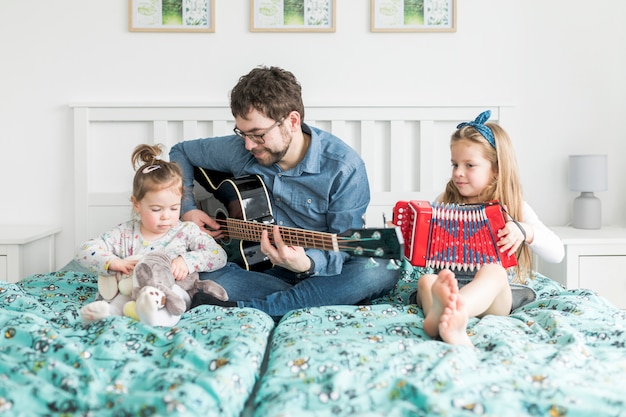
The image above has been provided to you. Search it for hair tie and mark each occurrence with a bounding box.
[457,110,496,149]
[142,164,161,174]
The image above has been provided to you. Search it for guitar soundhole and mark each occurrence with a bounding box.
[215,208,231,244]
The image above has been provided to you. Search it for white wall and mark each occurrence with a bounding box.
[1,0,625,268]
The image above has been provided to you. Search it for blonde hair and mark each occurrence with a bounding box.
[131,144,183,202]
[441,123,533,283]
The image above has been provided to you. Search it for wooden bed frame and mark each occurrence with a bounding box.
[71,103,513,247]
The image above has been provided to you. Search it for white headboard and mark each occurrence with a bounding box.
[72,103,513,247]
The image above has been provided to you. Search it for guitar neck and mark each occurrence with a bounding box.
[224,218,339,252]
[193,169,402,261]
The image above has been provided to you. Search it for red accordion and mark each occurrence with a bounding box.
[393,200,517,270]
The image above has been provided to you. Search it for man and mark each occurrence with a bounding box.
[169,66,400,319]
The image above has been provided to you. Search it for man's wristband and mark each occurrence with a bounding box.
[295,256,315,279]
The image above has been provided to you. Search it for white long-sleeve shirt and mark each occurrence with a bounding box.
[522,202,564,264]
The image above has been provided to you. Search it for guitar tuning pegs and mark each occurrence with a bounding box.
[366,257,379,268]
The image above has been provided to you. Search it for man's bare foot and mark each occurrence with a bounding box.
[439,296,473,347]
[423,269,458,338]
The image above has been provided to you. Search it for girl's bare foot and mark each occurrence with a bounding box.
[423,269,458,338]
[439,296,473,347]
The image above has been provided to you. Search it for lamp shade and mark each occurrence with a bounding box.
[569,155,608,192]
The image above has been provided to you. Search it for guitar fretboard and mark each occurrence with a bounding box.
[222,218,340,252]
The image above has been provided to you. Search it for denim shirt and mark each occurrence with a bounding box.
[169,123,370,276]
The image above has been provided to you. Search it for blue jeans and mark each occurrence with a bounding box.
[199,257,401,319]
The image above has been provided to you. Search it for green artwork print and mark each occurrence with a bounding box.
[131,0,211,31]
[372,0,454,32]
[135,0,159,26]
[284,0,305,25]
[253,0,332,30]
[162,0,183,25]
[404,0,424,25]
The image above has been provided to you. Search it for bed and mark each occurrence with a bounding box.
[2,264,625,416]
[2,104,624,416]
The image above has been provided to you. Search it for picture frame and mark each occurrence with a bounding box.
[129,0,215,33]
[250,0,335,32]
[371,0,456,33]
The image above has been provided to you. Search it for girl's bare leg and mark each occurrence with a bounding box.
[420,265,511,345]
[457,264,512,318]
[416,273,436,310]
[421,270,458,338]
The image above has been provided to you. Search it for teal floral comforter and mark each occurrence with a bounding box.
[2,264,625,417]
[0,271,274,416]
[253,264,626,417]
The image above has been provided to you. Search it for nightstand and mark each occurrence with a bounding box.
[536,226,626,309]
[0,225,61,283]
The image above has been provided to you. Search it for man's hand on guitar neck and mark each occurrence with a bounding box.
[182,209,224,239]
[260,226,312,274]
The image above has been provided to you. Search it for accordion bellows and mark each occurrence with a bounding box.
[393,200,517,271]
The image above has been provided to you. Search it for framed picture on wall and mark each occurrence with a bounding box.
[251,0,335,32]
[129,0,215,32]
[371,0,456,32]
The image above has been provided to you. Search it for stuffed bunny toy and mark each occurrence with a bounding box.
[81,251,228,326]
[130,251,229,325]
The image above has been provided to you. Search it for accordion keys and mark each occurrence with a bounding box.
[393,200,517,270]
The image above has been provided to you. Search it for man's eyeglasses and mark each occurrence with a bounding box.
[233,117,285,144]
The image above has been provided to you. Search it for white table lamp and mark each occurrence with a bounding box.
[569,154,608,229]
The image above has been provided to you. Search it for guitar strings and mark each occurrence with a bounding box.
[212,218,382,254]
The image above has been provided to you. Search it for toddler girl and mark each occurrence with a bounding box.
[75,144,228,323]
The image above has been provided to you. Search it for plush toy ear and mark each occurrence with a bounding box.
[98,275,119,301]
[118,277,134,296]
[134,262,152,285]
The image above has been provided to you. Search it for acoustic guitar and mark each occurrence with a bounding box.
[193,167,404,271]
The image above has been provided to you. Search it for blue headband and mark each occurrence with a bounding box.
[456,110,496,149]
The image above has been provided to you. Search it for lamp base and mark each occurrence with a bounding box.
[572,192,601,229]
